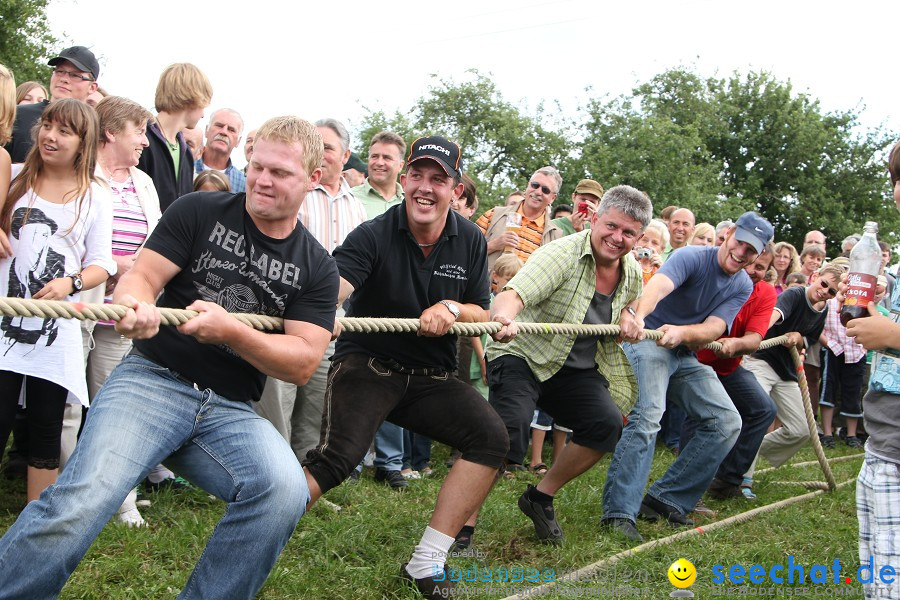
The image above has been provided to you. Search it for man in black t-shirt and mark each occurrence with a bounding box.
[303,136,509,599]
[741,263,843,488]
[0,117,339,599]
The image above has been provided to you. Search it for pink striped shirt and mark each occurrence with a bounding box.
[823,298,866,363]
[298,177,367,253]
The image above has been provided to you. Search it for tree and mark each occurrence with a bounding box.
[0,0,58,86]
[578,67,898,247]
[354,70,571,212]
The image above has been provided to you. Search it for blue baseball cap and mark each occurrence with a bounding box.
[734,212,775,254]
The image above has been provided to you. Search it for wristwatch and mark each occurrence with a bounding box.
[439,300,461,320]
[69,273,83,293]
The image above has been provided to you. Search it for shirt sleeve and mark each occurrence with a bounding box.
[142,192,204,269]
[508,242,573,308]
[474,209,493,235]
[81,184,117,276]
[283,252,339,332]
[333,221,377,290]
[744,283,777,337]
[656,246,700,289]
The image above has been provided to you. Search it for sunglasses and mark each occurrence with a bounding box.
[529,181,554,195]
[819,279,837,297]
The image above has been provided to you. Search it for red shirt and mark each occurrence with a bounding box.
[697,281,777,376]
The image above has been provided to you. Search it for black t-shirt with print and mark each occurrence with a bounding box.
[752,285,827,382]
[135,192,339,402]
[333,203,490,371]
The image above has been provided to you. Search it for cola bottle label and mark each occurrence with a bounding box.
[843,273,877,306]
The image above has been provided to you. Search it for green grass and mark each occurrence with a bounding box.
[1,442,866,598]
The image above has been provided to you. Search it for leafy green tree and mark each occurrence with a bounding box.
[354,70,570,211]
[0,0,58,87]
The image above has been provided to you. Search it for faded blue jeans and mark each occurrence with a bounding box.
[0,355,308,600]
[602,342,741,520]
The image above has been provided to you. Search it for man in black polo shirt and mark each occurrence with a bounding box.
[303,136,509,599]
[5,46,100,163]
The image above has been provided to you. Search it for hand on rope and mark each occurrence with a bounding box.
[490,315,518,343]
[114,294,161,339]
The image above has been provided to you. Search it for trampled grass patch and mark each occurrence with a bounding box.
[1,442,866,598]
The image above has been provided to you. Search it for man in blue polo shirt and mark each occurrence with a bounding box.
[302,136,509,599]
[601,211,774,542]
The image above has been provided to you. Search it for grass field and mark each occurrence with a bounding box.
[0,441,866,599]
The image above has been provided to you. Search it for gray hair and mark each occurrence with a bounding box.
[715,220,734,235]
[841,235,860,253]
[315,118,350,154]
[597,185,653,228]
[209,108,244,135]
[645,218,670,247]
[532,166,562,193]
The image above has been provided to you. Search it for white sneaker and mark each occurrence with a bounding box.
[117,508,146,528]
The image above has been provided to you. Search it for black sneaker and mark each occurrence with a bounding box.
[346,469,360,484]
[400,563,454,599]
[452,526,474,552]
[144,476,192,493]
[517,485,564,543]
[638,494,694,527]
[846,436,863,449]
[821,435,836,449]
[374,468,408,489]
[707,478,746,500]
[602,518,643,543]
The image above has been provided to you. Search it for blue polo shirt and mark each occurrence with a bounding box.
[333,202,490,371]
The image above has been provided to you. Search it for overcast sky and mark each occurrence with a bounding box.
[47,0,895,167]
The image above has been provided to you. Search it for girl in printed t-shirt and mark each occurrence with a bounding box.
[0,99,115,503]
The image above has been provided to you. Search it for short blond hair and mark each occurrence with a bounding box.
[255,116,324,178]
[0,64,15,145]
[95,96,153,143]
[492,253,523,280]
[154,63,212,114]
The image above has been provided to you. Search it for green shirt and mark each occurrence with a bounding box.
[351,180,404,220]
[486,230,643,414]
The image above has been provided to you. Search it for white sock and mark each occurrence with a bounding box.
[405,526,455,579]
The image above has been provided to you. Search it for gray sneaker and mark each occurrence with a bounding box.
[518,485,564,543]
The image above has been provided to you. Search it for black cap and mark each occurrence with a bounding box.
[343,152,367,175]
[48,46,100,80]
[406,136,462,179]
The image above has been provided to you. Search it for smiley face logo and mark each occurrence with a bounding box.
[668,558,696,588]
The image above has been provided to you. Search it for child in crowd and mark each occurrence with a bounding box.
[192,169,231,193]
[785,271,808,289]
[819,290,867,449]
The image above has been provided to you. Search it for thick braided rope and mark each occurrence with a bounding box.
[0,297,832,489]
[790,345,837,491]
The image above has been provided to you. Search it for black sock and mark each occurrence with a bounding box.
[528,486,554,506]
[456,525,475,539]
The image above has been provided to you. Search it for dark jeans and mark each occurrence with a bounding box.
[403,429,433,472]
[487,354,623,465]
[0,371,69,469]
[304,354,508,493]
[680,365,777,486]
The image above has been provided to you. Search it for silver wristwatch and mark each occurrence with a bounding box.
[439,300,461,320]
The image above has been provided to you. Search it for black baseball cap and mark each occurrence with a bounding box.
[48,46,100,80]
[406,136,462,179]
[343,152,367,175]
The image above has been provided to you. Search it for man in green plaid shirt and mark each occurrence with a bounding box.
[484,184,651,543]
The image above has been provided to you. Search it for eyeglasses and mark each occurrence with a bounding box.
[53,68,94,82]
[819,279,837,297]
[529,181,554,195]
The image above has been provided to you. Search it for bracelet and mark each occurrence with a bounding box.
[625,306,637,318]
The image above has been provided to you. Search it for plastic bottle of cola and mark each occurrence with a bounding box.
[840,221,880,326]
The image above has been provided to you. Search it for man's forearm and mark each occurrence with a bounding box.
[113,269,159,305]
[490,290,524,322]
[225,325,328,386]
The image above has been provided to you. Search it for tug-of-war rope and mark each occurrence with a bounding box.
[0,297,860,597]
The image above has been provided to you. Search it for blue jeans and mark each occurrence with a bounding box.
[374,421,405,471]
[680,365,777,486]
[602,342,741,519]
[0,355,308,600]
[403,428,433,472]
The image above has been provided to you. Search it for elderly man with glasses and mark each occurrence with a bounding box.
[475,166,564,270]
[5,46,100,163]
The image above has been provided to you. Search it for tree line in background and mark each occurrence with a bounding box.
[0,0,57,84]
[354,69,898,251]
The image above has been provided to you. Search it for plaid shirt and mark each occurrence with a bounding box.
[823,298,866,363]
[486,230,643,414]
[194,158,246,193]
